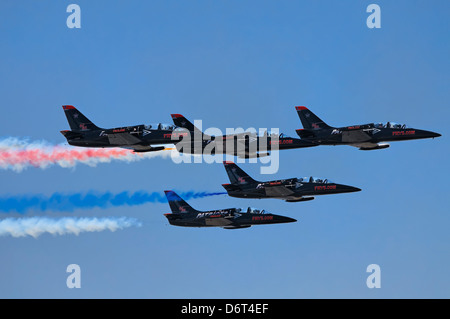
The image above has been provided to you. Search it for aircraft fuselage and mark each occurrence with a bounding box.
[164,208,296,229]
[61,125,179,148]
[298,124,441,145]
[223,178,361,201]
[174,133,317,158]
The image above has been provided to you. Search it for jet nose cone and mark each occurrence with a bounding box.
[431,132,442,138]
[418,130,441,139]
[272,214,297,224]
[281,216,297,223]
[336,184,362,193]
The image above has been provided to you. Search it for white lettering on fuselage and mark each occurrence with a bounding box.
[196,211,232,218]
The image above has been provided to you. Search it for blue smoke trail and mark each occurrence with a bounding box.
[0,191,227,214]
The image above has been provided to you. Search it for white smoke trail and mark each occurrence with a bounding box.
[0,137,179,172]
[0,216,142,238]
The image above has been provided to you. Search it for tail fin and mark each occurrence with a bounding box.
[171,114,207,137]
[164,190,198,214]
[295,106,332,130]
[223,161,259,185]
[62,105,100,131]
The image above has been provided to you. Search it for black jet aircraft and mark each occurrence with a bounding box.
[163,190,296,229]
[60,105,181,152]
[295,106,441,150]
[170,113,317,158]
[221,161,361,202]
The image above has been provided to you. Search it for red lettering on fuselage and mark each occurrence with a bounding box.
[270,139,293,145]
[392,130,415,136]
[163,132,188,139]
[252,215,273,221]
[314,185,337,191]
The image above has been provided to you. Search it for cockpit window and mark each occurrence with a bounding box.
[144,123,175,131]
[374,123,384,128]
[161,124,175,130]
[298,177,332,184]
[390,122,406,129]
[374,122,407,129]
[247,207,266,214]
[258,130,290,138]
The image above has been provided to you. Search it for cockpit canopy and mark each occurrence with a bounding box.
[246,207,267,214]
[374,122,408,129]
[298,176,332,184]
[144,123,176,131]
[257,130,290,138]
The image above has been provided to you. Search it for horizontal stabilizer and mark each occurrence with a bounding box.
[60,130,82,139]
[296,129,316,139]
[222,183,241,192]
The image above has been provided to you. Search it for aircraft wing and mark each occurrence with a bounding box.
[236,151,270,158]
[107,132,142,145]
[264,185,295,197]
[235,132,258,143]
[106,132,167,152]
[216,132,258,144]
[341,130,372,143]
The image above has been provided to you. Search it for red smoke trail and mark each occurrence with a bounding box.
[0,146,131,167]
[0,137,175,171]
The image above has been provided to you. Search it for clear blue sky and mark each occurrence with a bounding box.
[0,1,449,298]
